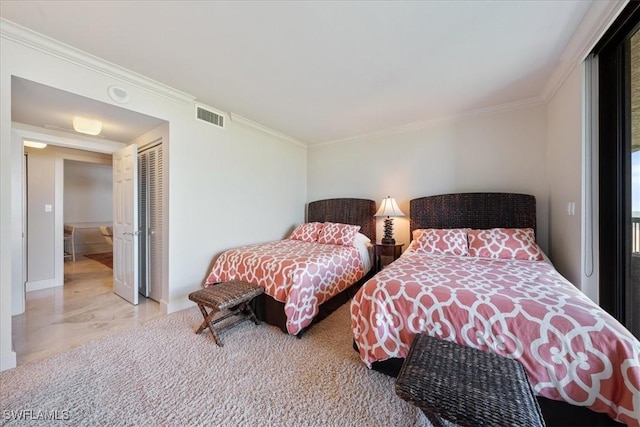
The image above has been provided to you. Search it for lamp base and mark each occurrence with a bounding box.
[381,217,396,245]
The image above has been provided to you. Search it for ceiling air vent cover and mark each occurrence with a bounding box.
[196,104,225,129]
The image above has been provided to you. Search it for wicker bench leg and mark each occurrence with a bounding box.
[239,301,260,325]
[195,303,223,346]
[423,411,444,427]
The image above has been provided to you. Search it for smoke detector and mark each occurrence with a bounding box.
[107,85,130,104]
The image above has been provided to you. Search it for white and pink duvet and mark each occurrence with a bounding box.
[351,249,640,425]
[206,239,365,335]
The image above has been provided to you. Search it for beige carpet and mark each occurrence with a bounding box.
[0,304,429,426]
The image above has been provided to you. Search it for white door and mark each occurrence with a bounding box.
[113,144,138,305]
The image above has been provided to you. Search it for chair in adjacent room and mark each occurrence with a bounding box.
[63,224,76,262]
[99,226,113,246]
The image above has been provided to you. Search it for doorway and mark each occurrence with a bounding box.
[12,77,169,365]
[22,141,166,302]
[17,144,164,365]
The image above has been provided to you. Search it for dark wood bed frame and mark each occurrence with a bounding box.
[252,197,376,337]
[365,192,621,427]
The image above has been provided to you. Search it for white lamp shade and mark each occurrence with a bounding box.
[73,116,102,136]
[375,197,405,217]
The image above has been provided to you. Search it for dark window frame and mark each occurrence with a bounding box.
[594,2,640,321]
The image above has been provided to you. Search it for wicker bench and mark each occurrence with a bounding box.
[395,334,545,427]
[188,281,263,347]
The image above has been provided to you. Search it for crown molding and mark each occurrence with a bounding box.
[228,113,307,148]
[2,18,307,147]
[541,0,627,102]
[312,96,546,149]
[1,18,195,105]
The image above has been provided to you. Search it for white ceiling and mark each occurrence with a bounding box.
[1,1,599,145]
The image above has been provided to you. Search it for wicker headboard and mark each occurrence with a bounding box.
[410,193,537,238]
[307,198,376,242]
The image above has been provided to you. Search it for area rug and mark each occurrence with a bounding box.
[0,304,429,426]
[83,252,113,269]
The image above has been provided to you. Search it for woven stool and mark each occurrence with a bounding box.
[188,281,263,346]
[395,334,545,427]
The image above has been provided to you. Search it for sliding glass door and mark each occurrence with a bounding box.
[596,2,640,338]
[630,29,640,337]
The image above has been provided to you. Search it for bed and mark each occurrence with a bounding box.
[205,198,376,336]
[351,193,640,426]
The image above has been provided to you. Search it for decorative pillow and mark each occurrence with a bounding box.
[468,228,543,261]
[317,222,361,246]
[408,228,469,256]
[289,222,324,243]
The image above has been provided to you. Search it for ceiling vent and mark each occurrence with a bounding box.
[195,104,225,129]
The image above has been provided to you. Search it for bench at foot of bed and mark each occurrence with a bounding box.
[395,334,545,427]
[189,281,263,346]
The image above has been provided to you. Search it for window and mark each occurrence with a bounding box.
[594,2,640,338]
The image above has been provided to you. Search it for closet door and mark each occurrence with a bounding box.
[138,142,163,301]
[147,144,163,301]
[138,150,149,297]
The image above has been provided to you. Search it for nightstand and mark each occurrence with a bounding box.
[374,243,403,272]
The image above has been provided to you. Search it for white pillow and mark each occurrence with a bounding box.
[354,232,371,247]
[353,233,373,273]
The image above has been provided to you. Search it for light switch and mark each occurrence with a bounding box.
[44,204,52,212]
[566,202,575,216]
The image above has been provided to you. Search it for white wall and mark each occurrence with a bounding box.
[25,148,56,286]
[308,67,590,299]
[547,66,584,290]
[64,161,113,224]
[22,146,113,293]
[1,25,307,370]
[308,104,550,253]
[64,160,113,255]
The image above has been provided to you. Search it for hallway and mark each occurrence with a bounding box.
[12,256,163,366]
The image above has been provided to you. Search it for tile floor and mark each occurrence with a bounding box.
[12,255,163,366]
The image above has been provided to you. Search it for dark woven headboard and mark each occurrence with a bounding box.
[307,198,376,242]
[410,193,536,238]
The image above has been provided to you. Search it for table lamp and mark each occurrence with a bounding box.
[375,196,405,244]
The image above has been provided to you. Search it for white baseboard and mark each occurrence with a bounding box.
[163,296,194,314]
[0,350,17,371]
[26,279,60,292]
[159,299,169,315]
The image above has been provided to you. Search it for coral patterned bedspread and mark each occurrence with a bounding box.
[206,239,365,335]
[351,250,640,425]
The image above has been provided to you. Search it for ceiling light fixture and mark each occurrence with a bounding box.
[73,116,102,136]
[23,140,47,149]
